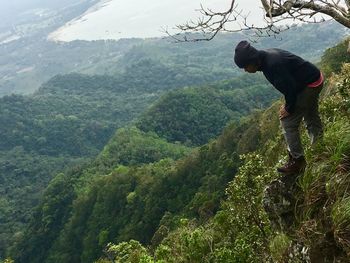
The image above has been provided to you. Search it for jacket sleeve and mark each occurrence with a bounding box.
[272,65,298,114]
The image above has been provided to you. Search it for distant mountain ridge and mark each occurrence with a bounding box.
[0,21,348,96]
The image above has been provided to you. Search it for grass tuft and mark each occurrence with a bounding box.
[269,233,291,262]
[332,197,350,255]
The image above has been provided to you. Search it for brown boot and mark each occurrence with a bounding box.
[277,154,306,175]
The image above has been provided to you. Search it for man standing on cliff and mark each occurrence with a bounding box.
[234,41,324,175]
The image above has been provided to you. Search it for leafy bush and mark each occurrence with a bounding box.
[320,38,350,77]
[98,241,153,263]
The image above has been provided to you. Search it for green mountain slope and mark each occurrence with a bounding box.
[10,75,281,263]
[13,127,192,263]
[10,39,350,263]
[94,52,350,263]
[1,22,349,262]
[110,63,349,263]
[0,73,153,156]
[98,127,191,167]
[136,74,278,146]
[0,70,277,259]
[320,38,350,76]
[0,72,157,258]
[13,116,249,262]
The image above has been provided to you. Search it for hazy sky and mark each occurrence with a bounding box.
[49,0,268,41]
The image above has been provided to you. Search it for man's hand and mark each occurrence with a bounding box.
[279,105,290,119]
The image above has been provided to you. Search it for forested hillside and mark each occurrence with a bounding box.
[0,68,276,262]
[95,63,350,262]
[92,43,350,263]
[0,69,277,259]
[136,74,278,146]
[95,40,350,262]
[8,20,342,254]
[7,38,350,263]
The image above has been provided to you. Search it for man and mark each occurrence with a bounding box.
[234,40,324,175]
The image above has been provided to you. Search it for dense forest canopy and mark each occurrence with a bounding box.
[136,76,278,146]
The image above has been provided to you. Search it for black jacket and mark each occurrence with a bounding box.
[259,49,321,113]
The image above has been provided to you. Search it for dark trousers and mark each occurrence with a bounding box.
[280,84,323,158]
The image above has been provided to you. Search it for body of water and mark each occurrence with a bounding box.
[48,0,264,41]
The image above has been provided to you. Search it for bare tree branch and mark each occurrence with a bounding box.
[262,0,350,28]
[169,0,350,42]
[345,0,350,9]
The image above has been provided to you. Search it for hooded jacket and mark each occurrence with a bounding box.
[234,41,321,114]
[258,48,321,113]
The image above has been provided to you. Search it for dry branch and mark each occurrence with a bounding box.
[169,0,350,42]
